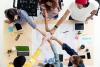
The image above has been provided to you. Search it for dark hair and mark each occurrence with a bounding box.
[72,55,84,66]
[4,8,18,22]
[44,63,54,67]
[83,0,89,7]
[13,56,26,67]
[39,0,58,11]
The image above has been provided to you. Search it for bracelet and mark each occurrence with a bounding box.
[54,25,58,29]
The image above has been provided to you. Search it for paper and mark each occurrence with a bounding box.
[80,36,92,45]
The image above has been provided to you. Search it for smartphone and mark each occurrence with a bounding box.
[15,23,22,30]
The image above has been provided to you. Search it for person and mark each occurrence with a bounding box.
[50,0,99,34]
[39,0,60,32]
[48,38,61,67]
[4,8,45,36]
[44,63,54,67]
[49,37,85,67]
[8,37,46,67]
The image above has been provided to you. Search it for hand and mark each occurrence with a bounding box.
[43,32,52,41]
[4,20,12,24]
[47,39,52,44]
[42,36,45,41]
[85,17,90,24]
[51,36,56,40]
[50,28,56,35]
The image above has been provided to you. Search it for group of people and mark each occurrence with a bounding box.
[5,0,99,67]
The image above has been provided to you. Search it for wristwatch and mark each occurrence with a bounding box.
[54,25,58,29]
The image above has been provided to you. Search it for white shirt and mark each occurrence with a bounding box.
[68,1,99,21]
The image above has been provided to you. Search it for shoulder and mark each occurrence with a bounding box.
[89,1,99,8]
[18,9,29,16]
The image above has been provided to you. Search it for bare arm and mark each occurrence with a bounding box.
[51,37,64,46]
[55,9,70,27]
[43,9,50,32]
[50,9,70,34]
[29,37,45,63]
[86,10,98,21]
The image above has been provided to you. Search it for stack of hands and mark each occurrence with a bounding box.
[41,32,56,44]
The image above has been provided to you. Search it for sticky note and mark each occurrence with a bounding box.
[8,27,13,32]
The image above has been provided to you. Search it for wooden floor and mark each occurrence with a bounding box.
[3,20,94,67]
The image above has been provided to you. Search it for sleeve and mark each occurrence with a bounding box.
[20,10,36,29]
[29,48,41,63]
[62,43,78,56]
[92,1,99,10]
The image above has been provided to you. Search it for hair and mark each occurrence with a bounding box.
[13,56,26,67]
[72,55,84,66]
[4,8,18,22]
[44,63,54,67]
[39,0,58,11]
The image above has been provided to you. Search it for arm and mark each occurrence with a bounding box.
[86,10,98,21]
[26,17,46,36]
[48,39,59,62]
[50,9,70,34]
[29,37,45,63]
[51,37,78,56]
[55,9,70,26]
[51,37,64,46]
[35,28,46,36]
[21,10,46,36]
[4,20,12,24]
[43,9,50,32]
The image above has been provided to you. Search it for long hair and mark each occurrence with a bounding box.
[39,0,58,11]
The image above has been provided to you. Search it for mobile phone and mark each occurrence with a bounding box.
[15,23,22,30]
